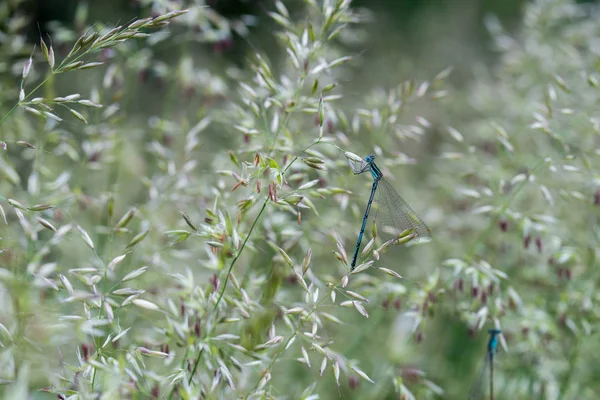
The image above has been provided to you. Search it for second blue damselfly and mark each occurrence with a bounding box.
[345,152,431,270]
[469,329,502,400]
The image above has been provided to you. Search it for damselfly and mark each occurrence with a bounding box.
[346,152,431,270]
[468,329,502,400]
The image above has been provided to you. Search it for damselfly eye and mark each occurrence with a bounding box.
[365,154,375,162]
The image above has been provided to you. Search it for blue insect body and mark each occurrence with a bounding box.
[469,329,502,400]
[487,329,501,363]
[348,154,431,270]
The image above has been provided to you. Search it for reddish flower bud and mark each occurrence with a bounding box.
[415,330,423,343]
[468,326,476,338]
[457,278,464,292]
[523,235,531,249]
[382,298,389,310]
[498,219,508,232]
[471,286,479,298]
[162,133,174,147]
[139,68,150,83]
[428,291,435,303]
[349,376,359,390]
[566,268,572,280]
[194,321,201,337]
[480,291,487,304]
[88,152,101,163]
[559,313,566,327]
[151,383,160,398]
[81,343,90,360]
[210,273,219,292]
[401,367,421,383]
[394,298,401,310]
[327,119,334,133]
[535,236,543,253]
[595,188,600,205]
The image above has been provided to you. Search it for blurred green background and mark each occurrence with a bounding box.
[2,0,600,399]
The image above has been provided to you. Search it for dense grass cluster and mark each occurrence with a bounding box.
[1,0,600,399]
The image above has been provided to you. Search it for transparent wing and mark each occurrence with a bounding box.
[374,178,431,243]
[468,353,490,400]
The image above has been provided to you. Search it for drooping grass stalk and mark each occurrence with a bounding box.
[0,11,187,128]
[168,136,334,398]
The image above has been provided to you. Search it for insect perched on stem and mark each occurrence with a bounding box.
[469,328,502,400]
[345,152,431,270]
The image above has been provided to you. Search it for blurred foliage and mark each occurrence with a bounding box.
[1,0,600,399]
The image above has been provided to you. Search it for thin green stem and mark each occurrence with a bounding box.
[167,346,190,400]
[0,23,135,129]
[211,138,323,316]
[187,348,205,385]
[182,139,326,393]
[91,368,98,392]
[211,199,269,314]
[0,76,52,127]
[0,103,20,126]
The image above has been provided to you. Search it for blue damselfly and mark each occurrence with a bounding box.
[469,329,502,400]
[346,152,431,270]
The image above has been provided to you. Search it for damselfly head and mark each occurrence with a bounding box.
[365,154,376,163]
[488,329,501,335]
